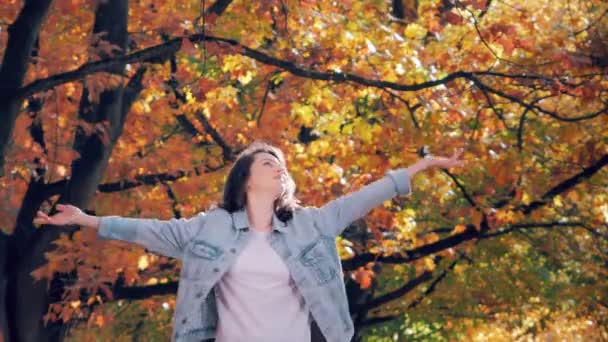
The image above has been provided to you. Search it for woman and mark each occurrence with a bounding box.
[34,141,465,342]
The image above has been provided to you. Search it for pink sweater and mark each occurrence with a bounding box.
[214,229,311,342]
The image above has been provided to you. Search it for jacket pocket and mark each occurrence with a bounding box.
[182,240,223,279]
[299,238,338,286]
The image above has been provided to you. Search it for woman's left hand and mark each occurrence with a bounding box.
[425,149,466,170]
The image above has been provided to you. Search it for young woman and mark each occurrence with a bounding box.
[34,141,465,342]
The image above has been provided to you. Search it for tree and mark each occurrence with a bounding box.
[0,0,606,340]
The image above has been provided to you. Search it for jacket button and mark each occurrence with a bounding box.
[181,318,187,324]
[196,292,203,298]
[230,248,236,253]
[213,267,220,272]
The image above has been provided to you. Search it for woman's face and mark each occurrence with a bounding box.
[246,152,287,198]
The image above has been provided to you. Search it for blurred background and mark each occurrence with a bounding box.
[0,0,606,340]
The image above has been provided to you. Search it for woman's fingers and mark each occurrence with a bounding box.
[34,210,65,225]
[450,149,465,166]
[34,211,50,225]
[37,210,50,220]
[452,148,464,159]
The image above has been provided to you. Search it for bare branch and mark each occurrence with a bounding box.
[343,224,479,271]
[471,76,608,122]
[406,255,462,310]
[480,221,589,239]
[356,270,433,313]
[112,281,178,300]
[194,110,233,161]
[517,154,608,214]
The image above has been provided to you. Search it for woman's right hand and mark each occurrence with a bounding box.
[34,204,83,226]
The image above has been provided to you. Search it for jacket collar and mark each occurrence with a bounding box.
[231,209,288,233]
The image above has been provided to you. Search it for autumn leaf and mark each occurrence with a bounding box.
[444,11,464,25]
[452,224,467,235]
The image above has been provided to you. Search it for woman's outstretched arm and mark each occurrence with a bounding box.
[310,149,466,238]
[33,204,206,259]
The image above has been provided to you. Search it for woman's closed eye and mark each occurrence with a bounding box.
[264,161,281,169]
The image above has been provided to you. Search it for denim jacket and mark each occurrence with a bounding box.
[98,169,411,342]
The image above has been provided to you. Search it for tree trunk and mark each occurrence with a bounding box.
[0,0,53,340]
[0,0,53,177]
[5,0,130,340]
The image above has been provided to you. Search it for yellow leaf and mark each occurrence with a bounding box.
[522,191,531,205]
[292,103,316,126]
[221,55,243,73]
[405,23,427,39]
[326,120,341,135]
[454,264,466,275]
[138,255,149,270]
[146,277,159,285]
[553,195,563,207]
[238,70,255,85]
[424,257,436,271]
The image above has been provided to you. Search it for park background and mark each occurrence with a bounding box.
[0,0,607,340]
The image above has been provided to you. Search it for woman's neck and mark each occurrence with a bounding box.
[245,192,275,231]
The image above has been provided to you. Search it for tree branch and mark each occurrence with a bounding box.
[356,270,433,313]
[480,221,588,239]
[112,281,178,301]
[358,254,465,328]
[173,114,212,148]
[206,0,234,16]
[517,154,608,214]
[13,33,479,101]
[471,75,608,122]
[120,66,148,126]
[162,182,182,219]
[357,314,399,328]
[343,224,480,271]
[0,0,54,176]
[406,254,465,310]
[194,110,233,161]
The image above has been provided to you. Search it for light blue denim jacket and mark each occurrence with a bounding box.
[98,169,411,342]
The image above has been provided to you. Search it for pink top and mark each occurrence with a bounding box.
[214,229,311,342]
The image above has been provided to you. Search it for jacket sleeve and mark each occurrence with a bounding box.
[97,212,207,259]
[311,169,412,238]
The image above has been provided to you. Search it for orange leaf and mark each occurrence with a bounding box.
[470,209,483,231]
[428,17,443,33]
[444,11,463,25]
[95,314,105,327]
[61,307,73,323]
[353,267,374,289]
[498,36,515,55]
[465,0,487,10]
[360,273,372,289]
[452,224,467,235]
[180,38,197,55]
